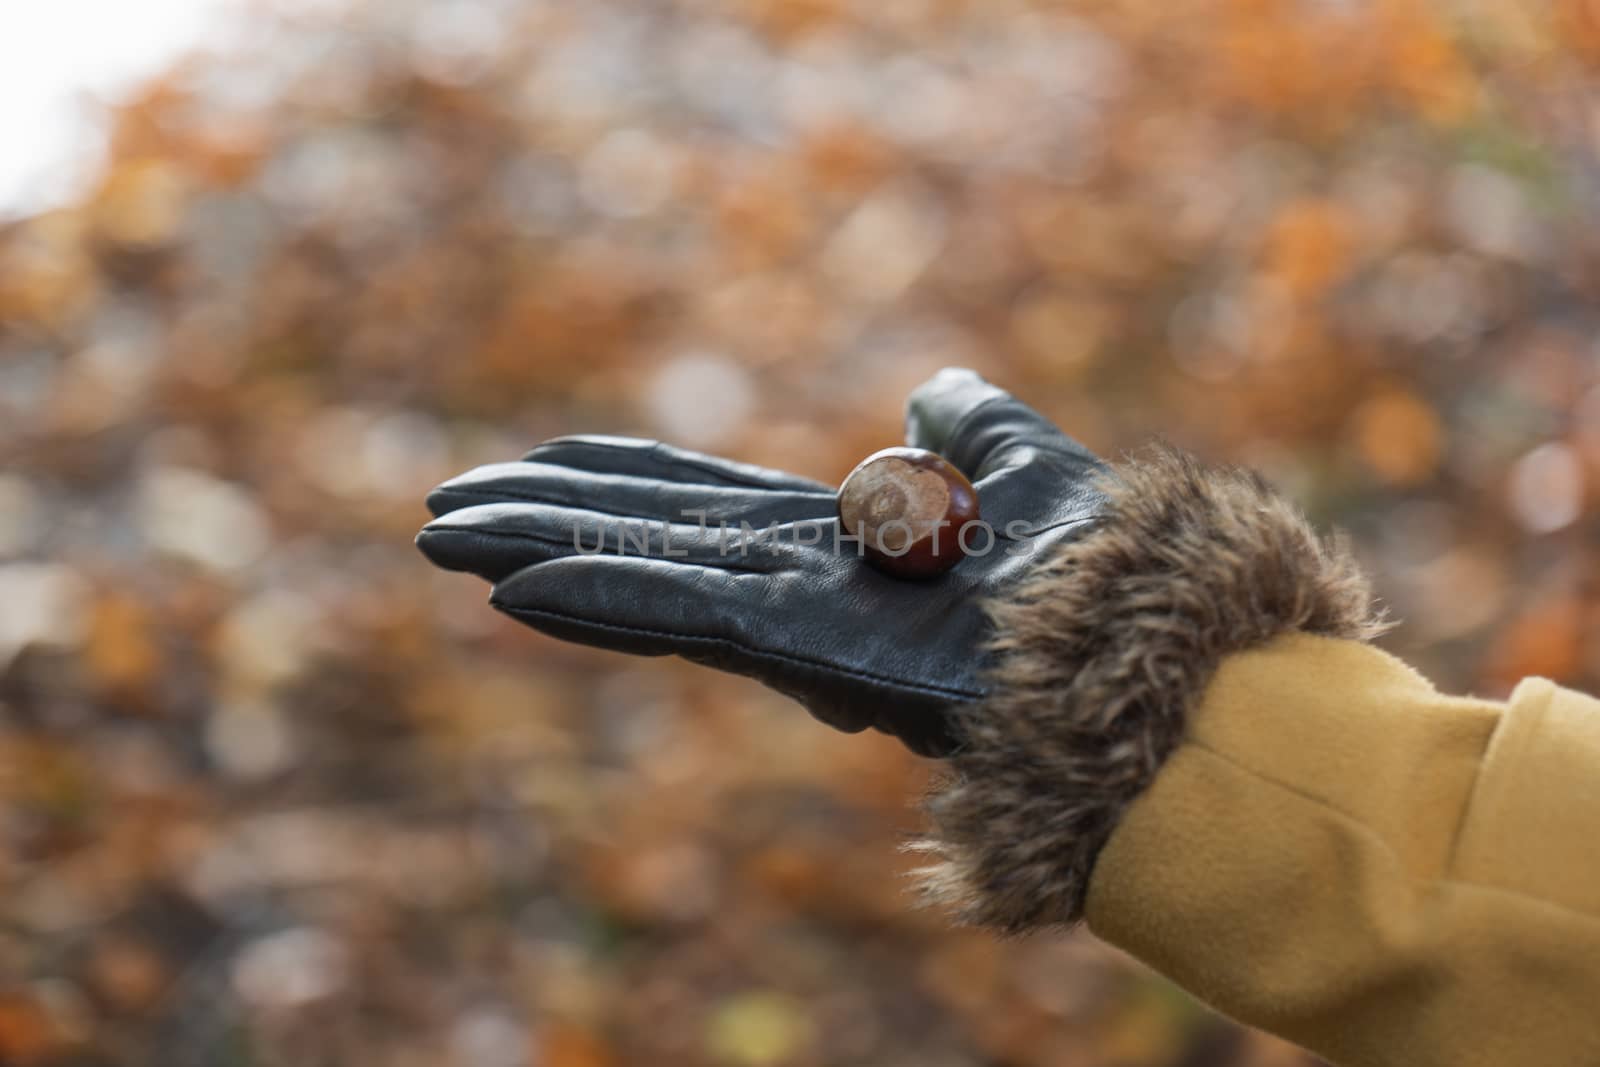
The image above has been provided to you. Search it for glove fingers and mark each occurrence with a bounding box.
[905,367,1100,481]
[491,555,877,736]
[524,435,833,493]
[489,552,815,686]
[418,502,792,583]
[427,461,836,523]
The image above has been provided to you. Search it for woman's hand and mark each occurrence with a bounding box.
[417,368,1107,756]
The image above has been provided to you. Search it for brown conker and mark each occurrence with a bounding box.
[837,447,981,579]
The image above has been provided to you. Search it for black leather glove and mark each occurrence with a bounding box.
[417,368,1108,756]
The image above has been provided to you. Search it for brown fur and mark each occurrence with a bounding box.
[911,444,1391,934]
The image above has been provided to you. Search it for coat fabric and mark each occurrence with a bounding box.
[913,446,1600,1065]
[1087,633,1600,1067]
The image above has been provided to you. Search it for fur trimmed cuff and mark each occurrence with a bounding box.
[913,444,1390,934]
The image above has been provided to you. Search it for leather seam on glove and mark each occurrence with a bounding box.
[548,438,808,490]
[493,604,988,703]
[909,443,1391,934]
[643,446,821,490]
[431,485,833,517]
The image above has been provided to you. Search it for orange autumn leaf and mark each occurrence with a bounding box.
[0,993,63,1066]
[1557,0,1600,64]
[1262,198,1354,302]
[86,936,171,1016]
[1487,597,1585,688]
[87,594,163,701]
[541,1022,618,1067]
[90,159,188,249]
[1352,388,1444,487]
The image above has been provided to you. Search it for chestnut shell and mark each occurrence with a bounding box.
[837,447,980,579]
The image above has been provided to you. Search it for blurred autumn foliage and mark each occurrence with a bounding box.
[3,0,1600,1064]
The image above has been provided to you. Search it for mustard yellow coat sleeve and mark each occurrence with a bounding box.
[1085,632,1600,1067]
